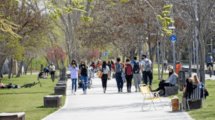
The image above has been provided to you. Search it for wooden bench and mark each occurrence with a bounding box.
[0,112,25,120]
[182,83,206,110]
[44,95,62,107]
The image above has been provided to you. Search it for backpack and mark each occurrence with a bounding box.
[115,63,122,73]
[125,64,132,75]
[144,60,151,72]
[133,61,140,74]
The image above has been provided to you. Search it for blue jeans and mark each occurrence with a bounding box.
[71,78,77,92]
[81,75,88,91]
[91,69,95,78]
[142,71,153,86]
[115,73,123,90]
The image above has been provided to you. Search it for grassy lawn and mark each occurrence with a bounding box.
[150,70,215,120]
[0,74,66,120]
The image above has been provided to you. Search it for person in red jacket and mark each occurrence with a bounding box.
[112,57,125,93]
[124,59,133,93]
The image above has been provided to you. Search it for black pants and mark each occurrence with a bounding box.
[155,80,174,93]
[102,74,108,89]
[126,75,132,89]
[142,71,153,86]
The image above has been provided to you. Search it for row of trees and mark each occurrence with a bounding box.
[75,0,215,84]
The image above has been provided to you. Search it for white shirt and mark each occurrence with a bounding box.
[49,65,55,71]
[141,58,152,71]
[100,66,110,74]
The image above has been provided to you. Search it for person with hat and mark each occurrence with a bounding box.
[151,65,178,96]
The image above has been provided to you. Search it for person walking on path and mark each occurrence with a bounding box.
[90,62,96,79]
[107,60,112,79]
[131,57,141,92]
[206,53,214,74]
[79,61,88,94]
[100,61,110,93]
[69,60,79,95]
[125,59,133,93]
[140,54,153,90]
[49,63,56,82]
[112,57,124,93]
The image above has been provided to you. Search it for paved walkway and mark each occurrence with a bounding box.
[42,76,193,120]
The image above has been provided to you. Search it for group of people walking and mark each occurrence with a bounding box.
[69,54,178,96]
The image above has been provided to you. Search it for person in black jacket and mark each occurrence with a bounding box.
[79,61,88,94]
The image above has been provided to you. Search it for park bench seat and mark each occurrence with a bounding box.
[0,112,25,120]
[164,77,179,97]
[44,95,62,107]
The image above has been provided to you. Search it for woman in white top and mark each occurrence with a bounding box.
[69,60,79,95]
[100,61,110,93]
[49,63,55,82]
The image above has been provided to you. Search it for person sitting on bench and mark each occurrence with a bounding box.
[151,65,178,96]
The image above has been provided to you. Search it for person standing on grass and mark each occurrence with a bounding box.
[79,61,88,94]
[140,54,153,91]
[100,61,110,93]
[90,62,96,79]
[131,57,141,92]
[112,57,124,93]
[69,60,79,95]
[49,63,56,82]
[125,59,133,93]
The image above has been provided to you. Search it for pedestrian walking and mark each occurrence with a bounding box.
[69,60,79,95]
[100,61,110,93]
[140,54,153,91]
[90,62,96,78]
[107,60,112,79]
[49,63,56,82]
[131,57,141,92]
[112,57,124,93]
[79,61,88,94]
[125,59,133,93]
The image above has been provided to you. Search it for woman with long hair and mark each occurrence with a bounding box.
[79,61,88,94]
[100,61,110,93]
[90,62,96,78]
[69,60,79,95]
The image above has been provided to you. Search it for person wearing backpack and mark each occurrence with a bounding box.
[112,57,125,93]
[125,59,133,93]
[131,57,141,92]
[140,54,153,90]
[100,61,110,93]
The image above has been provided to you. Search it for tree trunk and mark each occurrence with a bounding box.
[8,58,13,79]
[24,58,33,75]
[199,33,206,84]
[122,55,125,63]
[161,35,165,79]
[188,45,192,77]
[0,56,6,78]
[61,59,65,68]
[16,61,24,77]
[130,49,135,61]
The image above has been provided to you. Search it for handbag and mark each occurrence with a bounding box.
[98,71,103,78]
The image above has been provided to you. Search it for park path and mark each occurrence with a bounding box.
[42,75,193,120]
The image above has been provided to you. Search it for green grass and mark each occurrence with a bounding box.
[149,70,215,120]
[0,74,66,120]
[168,80,215,120]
